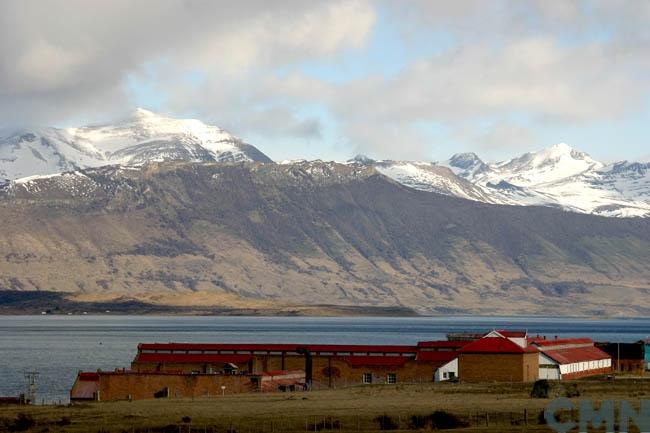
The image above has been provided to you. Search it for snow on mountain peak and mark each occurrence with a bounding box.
[0,111,272,181]
[131,107,159,119]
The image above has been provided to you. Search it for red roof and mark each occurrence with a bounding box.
[134,353,253,364]
[459,337,538,354]
[542,346,611,364]
[529,338,593,347]
[77,372,100,381]
[137,343,417,354]
[343,356,410,367]
[416,351,457,363]
[416,341,468,349]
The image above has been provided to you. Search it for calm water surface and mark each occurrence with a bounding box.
[1,315,649,403]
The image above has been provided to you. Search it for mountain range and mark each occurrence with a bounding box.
[361,144,650,218]
[1,110,649,316]
[1,109,648,218]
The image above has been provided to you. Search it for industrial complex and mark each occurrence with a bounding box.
[70,330,648,402]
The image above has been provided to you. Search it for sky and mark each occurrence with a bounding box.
[1,0,650,163]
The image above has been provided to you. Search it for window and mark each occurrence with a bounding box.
[448,372,455,379]
[362,373,372,384]
[386,373,396,384]
[443,372,448,379]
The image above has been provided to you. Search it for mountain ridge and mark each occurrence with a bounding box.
[2,110,649,218]
[1,160,650,316]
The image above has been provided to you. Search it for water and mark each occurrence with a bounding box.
[1,315,649,403]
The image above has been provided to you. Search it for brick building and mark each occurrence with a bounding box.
[457,336,539,382]
[131,341,467,388]
[70,370,306,402]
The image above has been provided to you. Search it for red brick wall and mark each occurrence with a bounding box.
[132,354,448,387]
[459,353,538,382]
[97,373,253,401]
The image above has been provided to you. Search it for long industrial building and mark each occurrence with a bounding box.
[70,330,616,402]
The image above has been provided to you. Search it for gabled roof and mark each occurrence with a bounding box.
[134,353,253,364]
[542,346,610,365]
[458,337,538,354]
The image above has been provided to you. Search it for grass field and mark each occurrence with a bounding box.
[1,378,649,432]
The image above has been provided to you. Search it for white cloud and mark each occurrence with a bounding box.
[1,0,649,162]
[0,0,375,126]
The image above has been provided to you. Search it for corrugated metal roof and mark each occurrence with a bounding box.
[137,343,418,354]
[77,372,100,381]
[134,353,253,364]
[529,338,593,346]
[415,351,457,363]
[542,346,611,365]
[416,341,468,349]
[459,337,538,354]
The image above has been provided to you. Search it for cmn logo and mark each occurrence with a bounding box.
[545,398,650,433]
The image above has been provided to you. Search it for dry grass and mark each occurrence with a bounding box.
[1,378,649,432]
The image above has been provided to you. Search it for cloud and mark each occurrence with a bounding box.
[0,0,375,126]
[1,0,649,161]
[318,1,650,158]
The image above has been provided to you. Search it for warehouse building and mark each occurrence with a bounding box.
[131,341,467,388]
[457,335,539,382]
[530,338,611,380]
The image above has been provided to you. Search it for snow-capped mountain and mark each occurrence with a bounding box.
[2,109,649,218]
[0,108,271,180]
[359,143,650,218]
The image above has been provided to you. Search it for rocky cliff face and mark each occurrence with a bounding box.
[1,161,649,316]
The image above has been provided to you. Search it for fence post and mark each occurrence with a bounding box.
[524,408,528,426]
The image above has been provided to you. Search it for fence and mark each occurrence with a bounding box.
[94,409,547,433]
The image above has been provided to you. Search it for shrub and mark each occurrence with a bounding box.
[408,415,429,430]
[429,411,468,429]
[374,415,399,430]
[56,416,71,426]
[564,383,581,398]
[530,379,550,398]
[8,413,35,432]
[181,416,192,424]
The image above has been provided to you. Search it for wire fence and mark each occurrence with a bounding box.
[92,409,548,433]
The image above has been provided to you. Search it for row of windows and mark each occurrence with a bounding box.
[362,372,396,384]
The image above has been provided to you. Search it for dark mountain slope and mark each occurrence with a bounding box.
[1,161,649,315]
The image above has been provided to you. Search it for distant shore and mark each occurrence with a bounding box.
[0,290,418,317]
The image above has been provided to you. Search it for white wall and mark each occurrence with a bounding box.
[434,358,458,382]
[538,353,560,380]
[558,358,610,376]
